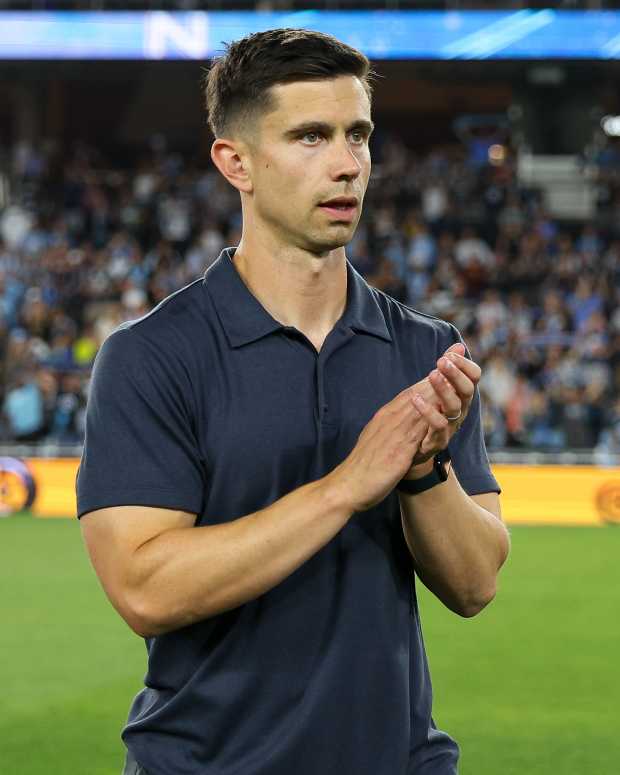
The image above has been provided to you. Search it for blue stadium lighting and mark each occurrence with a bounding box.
[438,10,556,60]
[0,10,620,61]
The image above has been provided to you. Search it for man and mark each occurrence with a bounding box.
[77,28,510,775]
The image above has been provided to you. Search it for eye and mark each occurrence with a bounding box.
[350,130,366,144]
[302,131,322,145]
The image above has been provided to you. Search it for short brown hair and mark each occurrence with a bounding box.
[204,28,374,138]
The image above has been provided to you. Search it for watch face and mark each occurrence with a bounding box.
[397,450,451,494]
[438,448,452,465]
[434,455,449,482]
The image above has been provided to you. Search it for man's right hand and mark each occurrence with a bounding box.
[327,382,443,513]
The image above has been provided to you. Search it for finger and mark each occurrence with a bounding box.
[428,369,462,416]
[408,380,442,412]
[387,382,427,414]
[386,390,429,427]
[418,425,451,460]
[387,379,437,417]
[442,352,481,384]
[417,412,452,454]
[443,342,466,357]
[437,357,477,399]
[412,394,449,432]
[406,423,428,447]
[404,406,430,449]
[377,389,420,421]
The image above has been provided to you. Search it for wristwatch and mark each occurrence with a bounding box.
[396,449,451,495]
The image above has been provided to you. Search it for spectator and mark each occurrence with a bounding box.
[480,351,516,412]
[522,390,564,450]
[47,372,86,444]
[73,323,99,367]
[594,398,620,465]
[455,226,494,270]
[476,288,508,331]
[365,256,406,304]
[0,203,34,250]
[506,290,533,340]
[559,387,598,449]
[2,370,46,442]
[0,137,617,456]
[567,276,603,332]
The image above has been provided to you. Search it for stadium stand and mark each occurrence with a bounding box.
[1,131,618,454]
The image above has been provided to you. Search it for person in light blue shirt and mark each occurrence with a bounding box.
[2,372,45,441]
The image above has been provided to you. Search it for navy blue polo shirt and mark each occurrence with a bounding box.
[77,247,499,775]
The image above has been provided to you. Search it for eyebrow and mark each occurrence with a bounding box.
[284,119,375,139]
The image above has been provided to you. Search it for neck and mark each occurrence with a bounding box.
[231,232,348,339]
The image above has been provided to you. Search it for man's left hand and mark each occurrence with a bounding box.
[403,342,482,476]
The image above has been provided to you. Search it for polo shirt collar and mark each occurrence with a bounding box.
[203,247,392,348]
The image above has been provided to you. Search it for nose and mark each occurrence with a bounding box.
[329,135,362,182]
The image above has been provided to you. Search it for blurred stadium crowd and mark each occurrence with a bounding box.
[1,133,619,457]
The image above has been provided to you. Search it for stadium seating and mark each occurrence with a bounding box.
[0,136,618,453]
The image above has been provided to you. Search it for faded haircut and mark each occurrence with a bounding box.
[204,27,375,139]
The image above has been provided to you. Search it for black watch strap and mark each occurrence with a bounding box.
[396,449,451,495]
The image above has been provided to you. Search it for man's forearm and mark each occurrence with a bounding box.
[126,475,353,637]
[399,468,510,617]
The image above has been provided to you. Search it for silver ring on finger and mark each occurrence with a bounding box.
[446,409,462,423]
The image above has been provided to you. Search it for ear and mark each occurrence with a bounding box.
[210,138,253,194]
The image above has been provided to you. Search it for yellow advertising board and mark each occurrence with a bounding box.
[26,457,80,519]
[0,457,619,526]
[493,464,620,526]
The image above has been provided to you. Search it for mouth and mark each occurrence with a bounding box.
[318,197,359,222]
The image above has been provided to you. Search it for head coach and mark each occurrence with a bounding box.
[76,27,510,775]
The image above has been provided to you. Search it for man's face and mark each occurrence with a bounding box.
[244,75,373,256]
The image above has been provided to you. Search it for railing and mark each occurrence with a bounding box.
[0,442,84,458]
[488,449,620,467]
[1,442,618,467]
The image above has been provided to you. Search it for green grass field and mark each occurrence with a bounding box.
[1,513,618,775]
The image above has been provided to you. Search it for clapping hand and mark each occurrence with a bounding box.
[405,342,481,468]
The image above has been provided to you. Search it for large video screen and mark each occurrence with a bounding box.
[0,9,619,61]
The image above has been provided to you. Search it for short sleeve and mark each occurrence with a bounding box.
[444,324,501,496]
[76,327,207,519]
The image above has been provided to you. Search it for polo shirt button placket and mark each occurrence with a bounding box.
[316,374,340,445]
[316,326,353,434]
